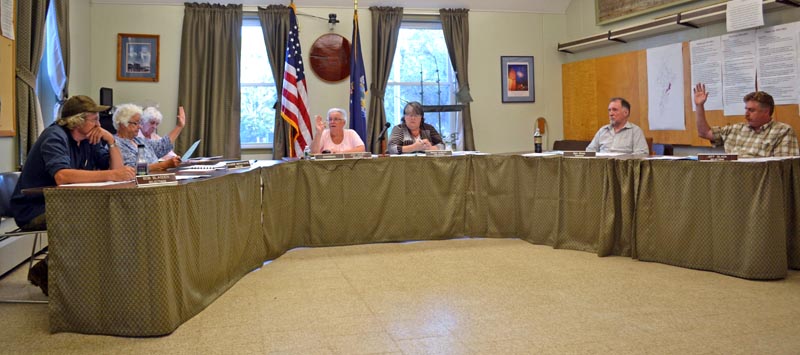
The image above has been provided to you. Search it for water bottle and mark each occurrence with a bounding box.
[136,144,149,175]
[533,128,542,153]
[303,145,311,160]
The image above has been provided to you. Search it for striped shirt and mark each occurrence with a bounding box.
[711,120,799,157]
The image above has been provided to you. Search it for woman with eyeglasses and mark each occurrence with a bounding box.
[309,108,366,154]
[138,106,178,159]
[387,101,445,154]
[112,103,186,171]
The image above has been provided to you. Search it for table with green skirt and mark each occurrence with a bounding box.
[42,155,799,336]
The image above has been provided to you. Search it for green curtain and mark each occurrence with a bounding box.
[257,5,291,159]
[15,0,48,169]
[366,7,403,154]
[439,8,475,151]
[177,3,243,158]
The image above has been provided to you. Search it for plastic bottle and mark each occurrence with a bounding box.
[136,144,149,175]
[533,128,543,153]
[303,145,311,160]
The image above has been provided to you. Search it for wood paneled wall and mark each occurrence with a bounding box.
[563,43,800,146]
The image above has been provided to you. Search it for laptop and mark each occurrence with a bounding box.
[181,140,201,161]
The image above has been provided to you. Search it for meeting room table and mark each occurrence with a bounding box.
[41,154,800,336]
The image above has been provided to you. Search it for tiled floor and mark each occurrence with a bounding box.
[1,238,800,354]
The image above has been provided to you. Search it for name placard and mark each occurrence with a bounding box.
[343,152,373,159]
[136,173,178,187]
[563,151,596,157]
[225,160,252,169]
[425,150,453,157]
[313,153,345,160]
[697,154,738,161]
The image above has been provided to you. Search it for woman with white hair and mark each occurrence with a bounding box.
[309,108,365,154]
[139,106,177,159]
[112,103,186,171]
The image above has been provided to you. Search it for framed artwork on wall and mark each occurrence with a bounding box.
[501,56,534,103]
[117,33,159,82]
[595,0,695,25]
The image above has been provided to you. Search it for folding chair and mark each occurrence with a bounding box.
[0,172,48,303]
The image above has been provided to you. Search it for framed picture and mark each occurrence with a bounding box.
[501,56,534,103]
[117,33,159,82]
[595,0,695,25]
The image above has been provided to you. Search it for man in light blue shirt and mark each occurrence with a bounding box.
[586,97,649,155]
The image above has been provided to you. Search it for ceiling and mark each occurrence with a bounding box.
[92,0,573,14]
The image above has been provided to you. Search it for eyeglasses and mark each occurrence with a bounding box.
[128,121,141,127]
[404,112,421,118]
[328,118,345,122]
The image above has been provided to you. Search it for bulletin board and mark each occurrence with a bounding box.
[0,1,15,137]
[562,43,800,147]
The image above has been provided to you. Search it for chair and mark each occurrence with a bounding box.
[0,172,48,303]
[552,140,591,151]
[646,137,654,156]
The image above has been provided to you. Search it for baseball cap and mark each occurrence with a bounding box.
[60,95,110,118]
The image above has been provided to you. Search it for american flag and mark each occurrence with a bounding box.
[280,3,312,157]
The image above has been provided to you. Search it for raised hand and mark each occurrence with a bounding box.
[177,106,186,128]
[693,83,709,106]
[315,115,325,132]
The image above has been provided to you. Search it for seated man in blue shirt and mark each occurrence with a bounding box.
[586,97,649,155]
[10,95,135,295]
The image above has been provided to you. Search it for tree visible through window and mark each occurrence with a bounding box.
[384,20,459,145]
[240,17,277,148]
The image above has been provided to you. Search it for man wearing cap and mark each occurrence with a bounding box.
[10,95,135,296]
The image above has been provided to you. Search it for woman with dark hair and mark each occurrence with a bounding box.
[387,101,445,154]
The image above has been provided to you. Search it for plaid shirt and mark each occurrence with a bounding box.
[711,120,799,157]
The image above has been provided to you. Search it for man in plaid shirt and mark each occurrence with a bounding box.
[694,83,799,157]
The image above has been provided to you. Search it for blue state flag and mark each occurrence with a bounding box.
[349,9,368,142]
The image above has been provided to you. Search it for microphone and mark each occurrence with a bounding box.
[377,122,391,141]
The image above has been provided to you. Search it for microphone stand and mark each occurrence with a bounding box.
[374,122,391,154]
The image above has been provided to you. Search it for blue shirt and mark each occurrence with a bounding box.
[10,123,110,227]
[114,135,173,167]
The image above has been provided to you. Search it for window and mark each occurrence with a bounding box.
[240,17,277,148]
[36,0,66,126]
[384,20,459,144]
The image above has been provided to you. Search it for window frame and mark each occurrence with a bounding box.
[240,15,277,150]
[384,18,460,141]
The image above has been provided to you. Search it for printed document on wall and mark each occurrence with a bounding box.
[722,30,757,116]
[1,0,14,40]
[726,0,764,32]
[756,23,798,105]
[647,43,685,130]
[690,37,723,111]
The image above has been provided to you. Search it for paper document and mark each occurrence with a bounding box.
[756,24,798,105]
[175,175,212,180]
[647,43,685,130]
[1,0,14,40]
[690,37,723,111]
[726,0,764,32]
[183,162,226,170]
[60,180,133,187]
[721,30,757,116]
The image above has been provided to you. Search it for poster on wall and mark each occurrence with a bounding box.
[117,33,159,82]
[646,43,685,130]
[500,56,535,103]
[690,37,724,111]
[756,23,798,105]
[721,30,757,116]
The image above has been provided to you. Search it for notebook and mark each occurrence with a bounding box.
[181,140,201,161]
